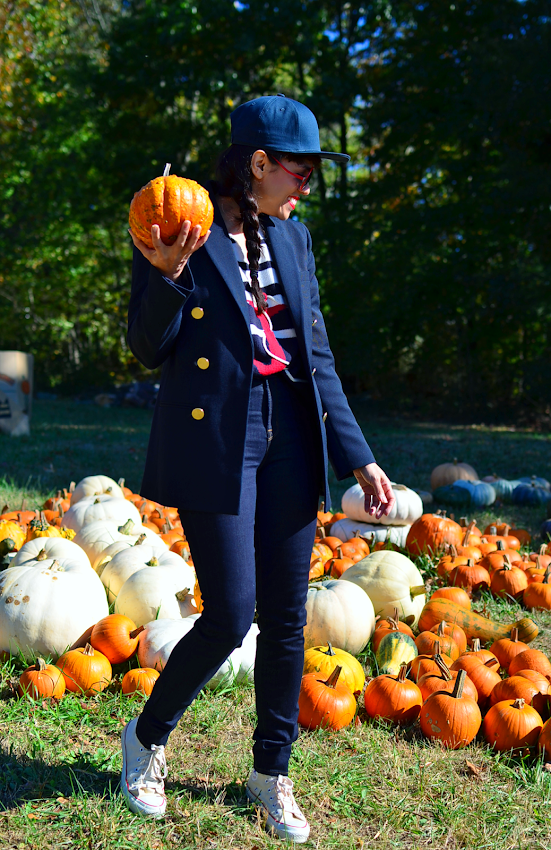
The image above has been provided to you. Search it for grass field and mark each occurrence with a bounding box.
[1,399,551,849]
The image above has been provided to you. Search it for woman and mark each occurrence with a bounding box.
[122,94,395,842]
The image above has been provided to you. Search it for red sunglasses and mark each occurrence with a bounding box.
[271,157,314,191]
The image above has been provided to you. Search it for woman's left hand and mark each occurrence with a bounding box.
[353,463,396,520]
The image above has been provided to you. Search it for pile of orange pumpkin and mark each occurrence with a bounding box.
[17,612,159,700]
[298,601,551,758]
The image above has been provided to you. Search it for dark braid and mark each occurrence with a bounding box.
[214,145,267,313]
[214,144,321,315]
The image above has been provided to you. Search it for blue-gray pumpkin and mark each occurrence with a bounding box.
[512,483,551,507]
[433,480,496,508]
[482,476,521,503]
[519,475,551,490]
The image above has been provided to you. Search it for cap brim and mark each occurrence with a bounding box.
[267,148,350,164]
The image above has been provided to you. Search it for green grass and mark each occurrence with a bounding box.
[2,399,551,848]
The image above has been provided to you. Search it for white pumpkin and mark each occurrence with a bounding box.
[137,617,200,670]
[341,482,423,526]
[71,475,124,506]
[96,535,169,578]
[205,623,259,689]
[101,547,187,604]
[329,518,411,548]
[304,580,375,655]
[137,617,258,685]
[0,556,109,656]
[74,519,161,570]
[115,562,197,626]
[340,550,426,627]
[62,495,142,534]
[12,537,90,570]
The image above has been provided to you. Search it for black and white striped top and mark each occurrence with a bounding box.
[230,235,305,381]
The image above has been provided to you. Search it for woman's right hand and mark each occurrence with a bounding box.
[129,221,211,281]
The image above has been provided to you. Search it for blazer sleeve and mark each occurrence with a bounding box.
[127,247,195,370]
[305,227,376,479]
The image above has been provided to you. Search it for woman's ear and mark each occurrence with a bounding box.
[250,150,269,181]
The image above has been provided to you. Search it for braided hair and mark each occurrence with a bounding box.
[214,144,320,314]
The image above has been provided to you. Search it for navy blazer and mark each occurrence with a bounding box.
[127,195,375,513]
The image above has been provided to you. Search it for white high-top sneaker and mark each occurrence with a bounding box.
[120,718,167,818]
[246,769,310,842]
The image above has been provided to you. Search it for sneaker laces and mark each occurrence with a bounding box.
[270,776,304,820]
[129,744,167,794]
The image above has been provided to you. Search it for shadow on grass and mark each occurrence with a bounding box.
[0,750,118,810]
[0,750,254,819]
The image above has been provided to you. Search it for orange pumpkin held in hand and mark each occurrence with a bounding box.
[129,165,213,248]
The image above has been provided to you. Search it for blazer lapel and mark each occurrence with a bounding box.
[203,199,250,328]
[263,216,309,354]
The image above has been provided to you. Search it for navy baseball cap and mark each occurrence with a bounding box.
[230,94,350,164]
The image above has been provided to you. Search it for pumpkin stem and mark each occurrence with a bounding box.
[47,560,61,571]
[397,663,408,683]
[146,557,159,567]
[496,540,505,551]
[432,640,441,658]
[317,526,326,539]
[36,658,47,671]
[175,588,190,602]
[540,544,548,555]
[452,669,466,699]
[134,534,147,546]
[69,481,75,493]
[466,558,474,567]
[118,478,125,488]
[512,698,525,709]
[437,621,447,637]
[434,655,453,681]
[83,643,95,656]
[388,618,399,632]
[510,628,518,642]
[336,546,344,559]
[129,625,145,640]
[410,585,426,598]
[489,526,497,535]
[324,665,342,689]
[503,555,513,571]
[545,566,551,585]
[36,548,48,561]
[503,525,510,536]
[323,643,336,657]
[119,519,136,535]
[163,162,171,177]
[471,638,481,652]
[459,516,468,528]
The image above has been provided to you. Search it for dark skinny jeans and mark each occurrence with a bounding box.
[136,371,321,776]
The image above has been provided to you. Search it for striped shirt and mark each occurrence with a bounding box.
[230,234,305,381]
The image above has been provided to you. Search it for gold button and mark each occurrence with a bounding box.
[191,408,205,420]
[191,307,204,320]
[196,357,209,370]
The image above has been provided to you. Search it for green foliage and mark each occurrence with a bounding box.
[0,0,550,417]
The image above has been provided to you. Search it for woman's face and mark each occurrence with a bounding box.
[250,151,314,220]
